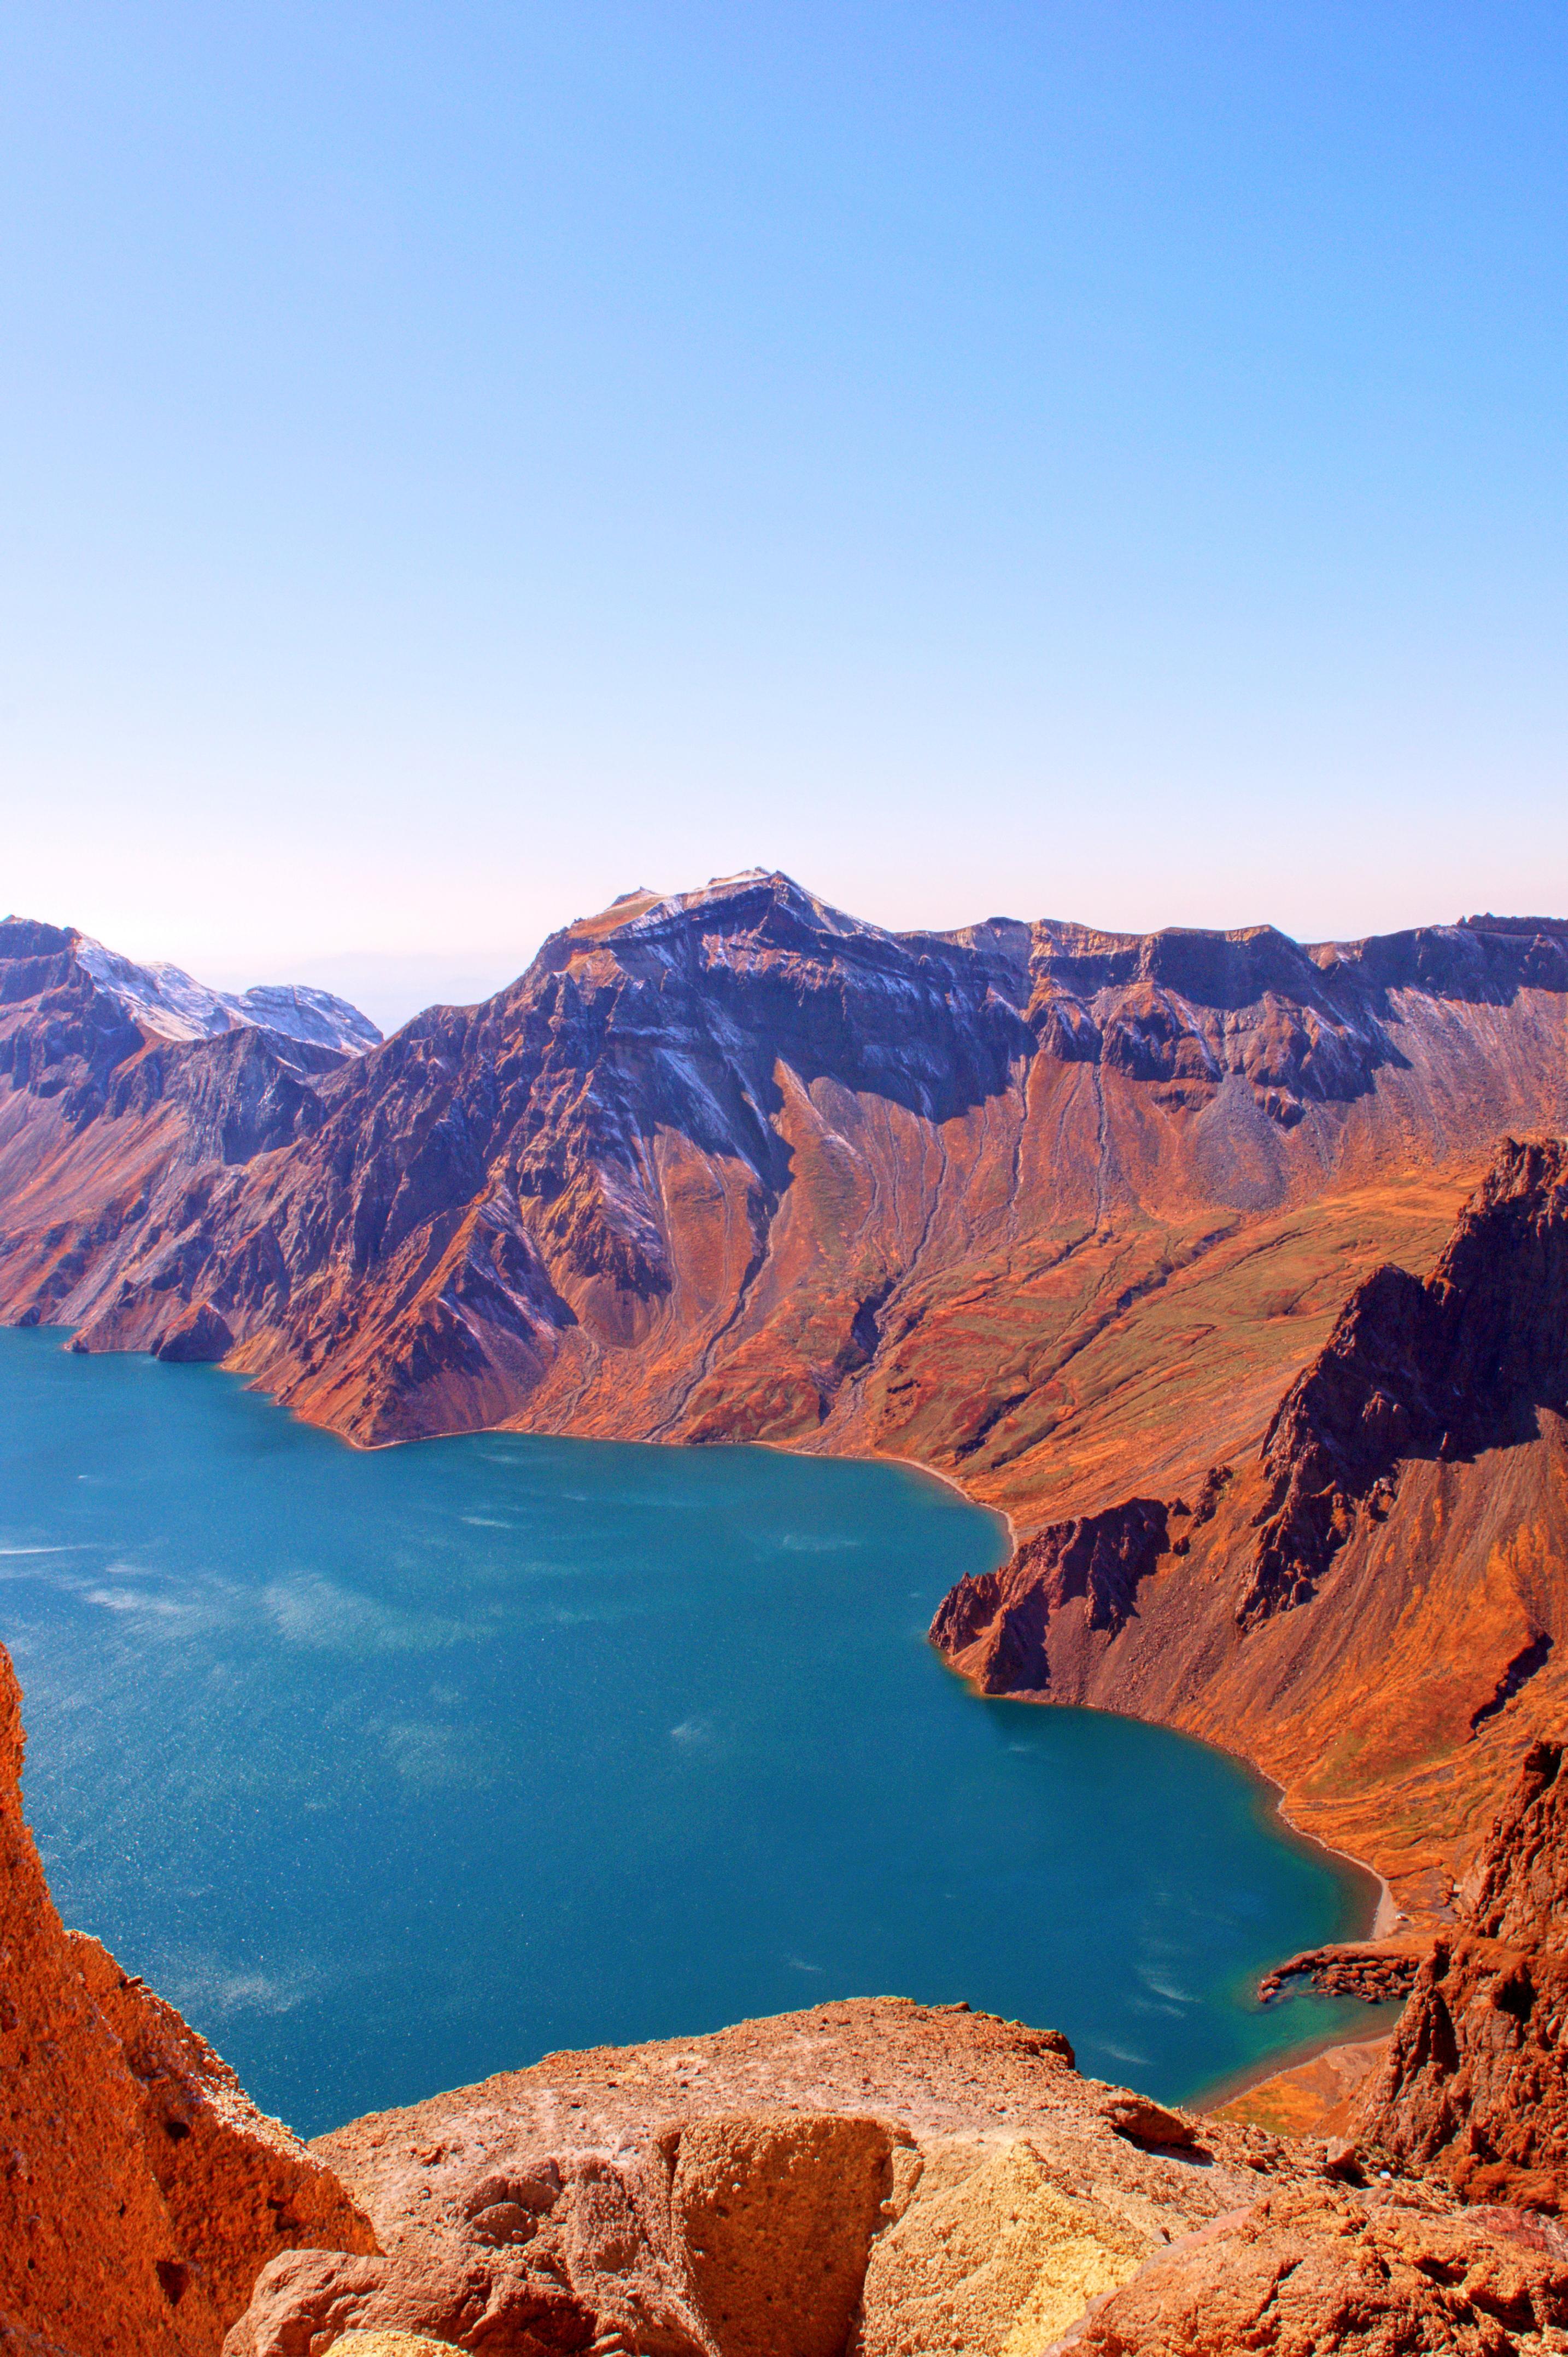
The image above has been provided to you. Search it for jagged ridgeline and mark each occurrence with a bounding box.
[3,874,1568,1909]
[3,877,1566,1451]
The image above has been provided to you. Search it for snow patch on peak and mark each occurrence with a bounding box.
[619,869,888,945]
[74,939,382,1056]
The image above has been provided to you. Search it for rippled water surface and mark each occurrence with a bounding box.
[1,1329,1380,2136]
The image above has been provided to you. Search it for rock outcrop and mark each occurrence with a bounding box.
[224,1994,1396,2357]
[933,1137,1568,1922]
[11,1624,1568,2356]
[7,886,1568,1898]
[0,1643,376,2356]
[213,1984,1568,2357]
[13,884,1568,2344]
[8,887,1568,1938]
[1347,1739,1568,2212]
[1049,2185,1568,2356]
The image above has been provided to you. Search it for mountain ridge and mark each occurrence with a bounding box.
[5,872,1565,1452]
[9,874,1568,2346]
[4,915,382,1057]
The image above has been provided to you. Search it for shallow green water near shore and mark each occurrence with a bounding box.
[1,1327,1380,2137]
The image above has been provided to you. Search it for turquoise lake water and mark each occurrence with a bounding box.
[0,1328,1382,2138]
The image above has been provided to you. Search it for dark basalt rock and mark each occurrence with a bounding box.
[931,1500,1171,1690]
[1239,1137,1568,1630]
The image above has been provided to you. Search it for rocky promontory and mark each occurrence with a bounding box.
[932,1135,1568,1924]
[0,1643,376,2356]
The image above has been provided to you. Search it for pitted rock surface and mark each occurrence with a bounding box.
[1045,2183,1568,2356]
[220,2000,1336,2356]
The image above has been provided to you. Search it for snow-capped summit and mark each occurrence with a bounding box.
[73,937,382,1055]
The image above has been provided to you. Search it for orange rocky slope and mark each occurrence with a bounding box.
[3,882,1566,1505]
[0,1645,375,2357]
[933,1136,1568,1924]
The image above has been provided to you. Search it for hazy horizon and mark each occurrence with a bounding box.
[5,5,1565,988]
[16,867,1558,1039]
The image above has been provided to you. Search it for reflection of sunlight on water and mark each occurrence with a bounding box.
[154,1949,338,2023]
[262,1573,479,1654]
[543,1601,641,1625]
[1088,2040,1152,2069]
[381,1718,494,1793]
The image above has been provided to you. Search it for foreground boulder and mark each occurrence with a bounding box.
[11,1620,1568,2355]
[1049,2184,1568,2356]
[0,1644,376,2356]
[225,1996,1437,2357]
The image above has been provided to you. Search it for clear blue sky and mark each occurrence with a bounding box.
[2,3,1564,1024]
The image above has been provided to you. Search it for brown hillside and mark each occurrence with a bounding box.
[933,1139,1568,1921]
[3,882,1565,1532]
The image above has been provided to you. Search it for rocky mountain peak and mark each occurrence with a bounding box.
[0,915,381,1059]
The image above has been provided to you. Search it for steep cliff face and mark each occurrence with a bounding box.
[4,879,1566,1521]
[0,1644,375,2357]
[1349,1740,1568,2210]
[9,1602,1568,2355]
[7,883,1568,1917]
[933,1139,1568,1920]
[0,918,376,1353]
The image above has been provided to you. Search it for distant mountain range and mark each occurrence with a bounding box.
[4,870,1568,1922]
[24,920,382,1057]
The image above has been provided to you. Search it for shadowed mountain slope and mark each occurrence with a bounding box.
[3,876,1565,1518]
[933,1138,1568,1921]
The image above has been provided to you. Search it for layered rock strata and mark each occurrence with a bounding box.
[1203,1733,1568,2227]
[933,1137,1568,1921]
[7,884,1568,1901]
[4,883,1566,1519]
[11,884,1568,2344]
[1349,1738,1568,2212]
